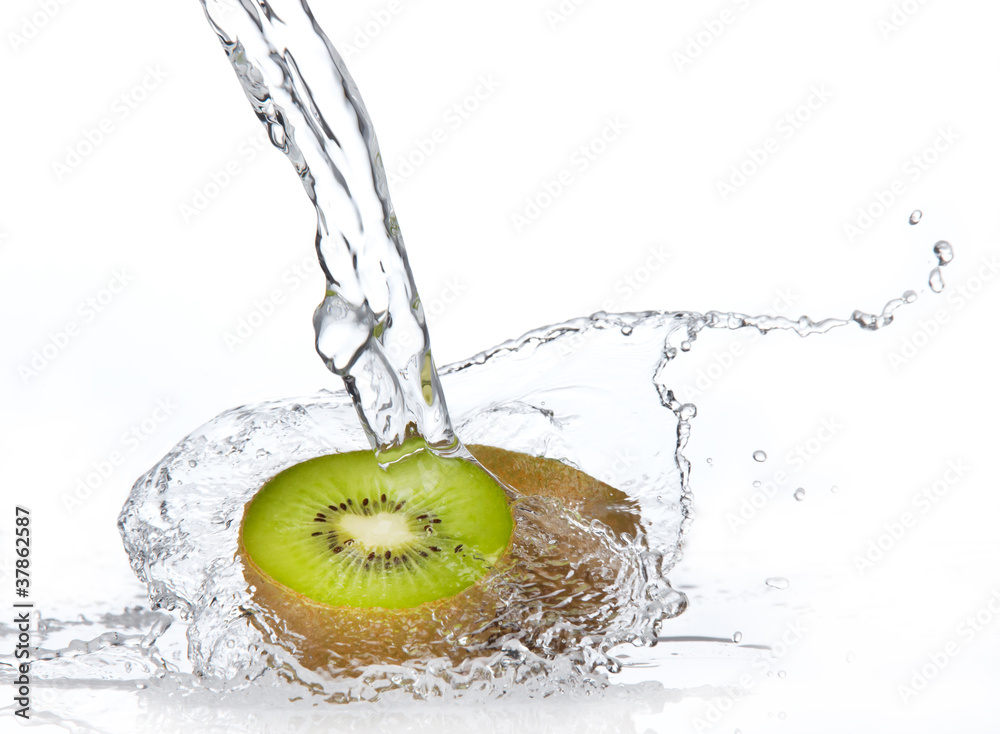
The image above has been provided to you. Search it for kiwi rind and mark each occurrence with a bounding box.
[239,445,642,669]
[466,445,640,538]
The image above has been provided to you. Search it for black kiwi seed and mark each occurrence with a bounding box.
[311,532,323,537]
[380,493,387,503]
[339,503,347,510]
[362,498,369,506]
[454,544,463,552]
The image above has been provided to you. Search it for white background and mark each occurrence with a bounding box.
[2,0,999,731]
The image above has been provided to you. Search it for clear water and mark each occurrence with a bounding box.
[111,274,942,703]
[198,0,455,457]
[116,314,695,701]
[929,240,954,293]
[0,0,959,717]
[5,286,945,709]
[3,269,949,711]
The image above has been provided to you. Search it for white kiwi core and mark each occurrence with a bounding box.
[337,512,416,548]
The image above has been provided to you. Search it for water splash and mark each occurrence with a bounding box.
[0,232,954,705]
[117,312,700,700]
[113,235,951,699]
[909,210,922,225]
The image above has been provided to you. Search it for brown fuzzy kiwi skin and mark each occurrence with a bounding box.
[238,444,642,670]
[467,445,641,539]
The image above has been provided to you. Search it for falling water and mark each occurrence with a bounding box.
[199,0,456,458]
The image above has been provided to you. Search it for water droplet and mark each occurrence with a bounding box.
[933,240,954,265]
[706,458,713,466]
[753,450,767,463]
[831,485,840,493]
[753,480,761,488]
[188,459,197,468]
[904,290,918,303]
[732,631,742,643]
[909,210,922,225]
[679,404,697,420]
[778,670,787,679]
[929,267,945,293]
[794,488,805,501]
[765,576,790,589]
[621,325,633,336]
[680,340,692,352]
[778,712,787,720]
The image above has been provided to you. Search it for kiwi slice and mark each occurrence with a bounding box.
[239,445,643,670]
[240,448,514,609]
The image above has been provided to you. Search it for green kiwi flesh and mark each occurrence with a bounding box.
[240,447,514,609]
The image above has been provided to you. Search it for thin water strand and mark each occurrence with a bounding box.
[677,244,951,346]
